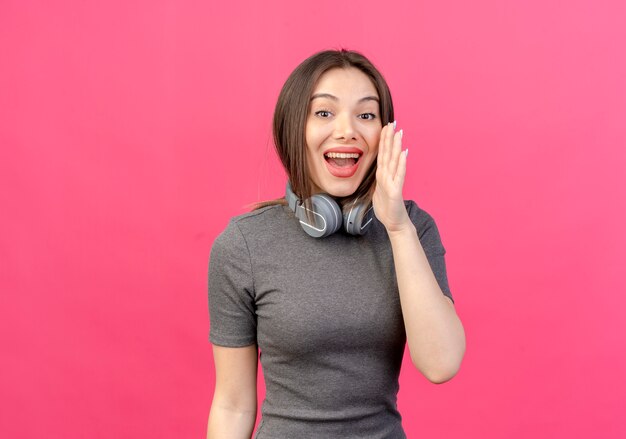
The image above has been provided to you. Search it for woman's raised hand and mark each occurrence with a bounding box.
[372,121,412,234]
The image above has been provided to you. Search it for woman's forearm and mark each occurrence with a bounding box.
[388,222,466,383]
[207,404,257,439]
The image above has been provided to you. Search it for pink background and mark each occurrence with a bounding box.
[1,0,625,437]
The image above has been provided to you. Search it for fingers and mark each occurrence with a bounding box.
[395,147,407,183]
[383,121,395,169]
[388,128,403,180]
[378,121,408,185]
[377,123,390,169]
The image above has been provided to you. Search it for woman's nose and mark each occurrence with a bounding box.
[333,113,357,140]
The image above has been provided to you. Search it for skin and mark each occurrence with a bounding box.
[305,67,382,197]
[376,120,466,383]
[207,67,466,438]
[206,344,258,439]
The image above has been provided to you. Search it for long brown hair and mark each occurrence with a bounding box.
[252,49,395,217]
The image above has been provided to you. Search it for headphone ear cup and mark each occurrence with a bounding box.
[343,201,375,235]
[297,194,342,238]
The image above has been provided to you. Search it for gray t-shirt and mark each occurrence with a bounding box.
[209,200,453,438]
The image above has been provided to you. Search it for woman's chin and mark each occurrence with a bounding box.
[318,180,362,198]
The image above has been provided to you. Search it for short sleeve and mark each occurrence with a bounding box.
[208,219,257,347]
[407,201,455,304]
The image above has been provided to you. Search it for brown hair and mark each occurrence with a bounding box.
[252,49,394,217]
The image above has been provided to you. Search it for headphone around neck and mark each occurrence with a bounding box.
[285,181,374,238]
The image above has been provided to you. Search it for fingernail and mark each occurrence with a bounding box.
[405,149,409,157]
[399,129,403,139]
[393,120,397,130]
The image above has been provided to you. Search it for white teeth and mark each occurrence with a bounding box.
[324,152,360,159]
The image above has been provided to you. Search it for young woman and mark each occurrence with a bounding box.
[207,49,466,439]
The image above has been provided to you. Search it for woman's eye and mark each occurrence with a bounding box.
[315,110,332,118]
[359,113,377,120]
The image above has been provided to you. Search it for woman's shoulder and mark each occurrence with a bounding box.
[228,203,290,228]
[404,199,436,225]
[213,204,291,246]
[404,199,447,253]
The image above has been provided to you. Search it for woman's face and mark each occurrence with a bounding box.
[305,67,382,197]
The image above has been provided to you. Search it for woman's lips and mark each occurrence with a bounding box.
[324,156,360,178]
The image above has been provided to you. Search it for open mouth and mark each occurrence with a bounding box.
[323,152,362,168]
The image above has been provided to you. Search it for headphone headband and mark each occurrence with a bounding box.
[285,181,373,238]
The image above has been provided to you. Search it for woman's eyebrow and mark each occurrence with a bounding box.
[310,93,379,103]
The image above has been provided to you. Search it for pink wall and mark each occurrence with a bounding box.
[2,0,625,437]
